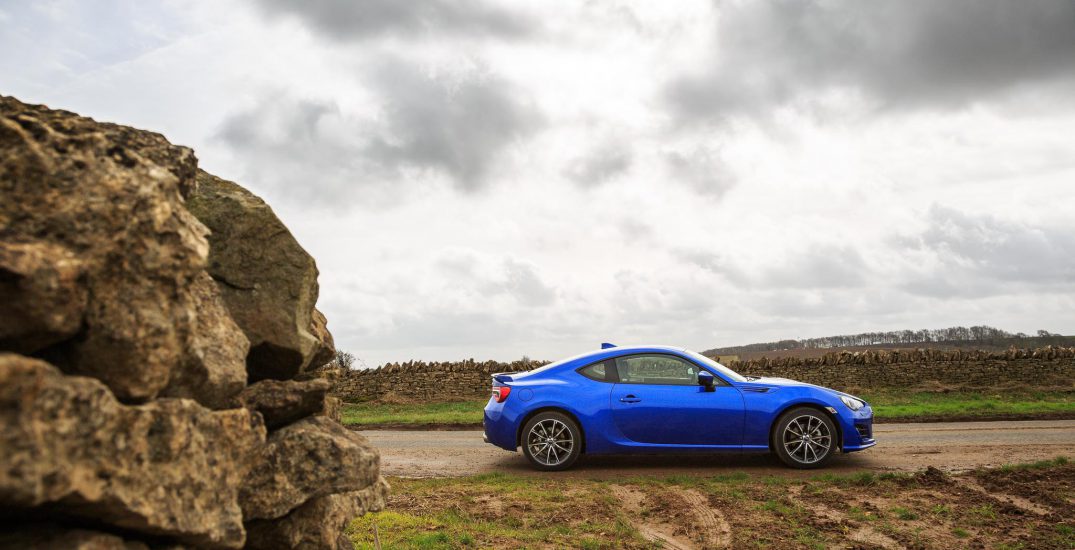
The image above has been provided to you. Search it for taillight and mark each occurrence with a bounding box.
[491,386,511,403]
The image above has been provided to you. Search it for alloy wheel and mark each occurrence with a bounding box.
[526,418,574,467]
[781,414,832,465]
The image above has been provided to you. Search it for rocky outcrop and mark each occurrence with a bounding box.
[0,96,384,549]
[0,95,232,405]
[186,171,323,382]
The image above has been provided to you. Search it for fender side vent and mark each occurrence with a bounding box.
[740,386,771,393]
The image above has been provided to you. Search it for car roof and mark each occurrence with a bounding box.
[570,344,693,363]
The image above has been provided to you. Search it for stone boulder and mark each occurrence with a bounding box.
[238,378,331,430]
[240,416,381,520]
[0,240,86,353]
[186,170,322,382]
[0,525,150,550]
[0,96,245,407]
[245,478,390,550]
[0,354,265,549]
[161,271,250,409]
[0,95,384,550]
[309,308,336,370]
[319,396,343,423]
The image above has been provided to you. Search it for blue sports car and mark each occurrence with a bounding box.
[483,344,875,470]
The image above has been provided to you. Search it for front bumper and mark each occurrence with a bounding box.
[840,404,876,452]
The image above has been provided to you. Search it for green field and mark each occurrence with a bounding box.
[341,400,488,426]
[861,389,1075,419]
[341,390,1075,428]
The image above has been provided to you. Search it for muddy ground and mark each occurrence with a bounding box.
[362,419,1075,479]
[350,459,1075,549]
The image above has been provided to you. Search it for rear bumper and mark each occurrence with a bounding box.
[483,401,519,451]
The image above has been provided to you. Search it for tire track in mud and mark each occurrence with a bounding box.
[786,486,902,550]
[611,485,731,549]
[950,476,1053,516]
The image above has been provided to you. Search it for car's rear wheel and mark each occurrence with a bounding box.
[772,407,837,469]
[521,412,581,471]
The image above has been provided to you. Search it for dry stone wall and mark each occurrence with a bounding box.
[329,347,1075,402]
[0,95,385,549]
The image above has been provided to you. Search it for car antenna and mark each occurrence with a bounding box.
[601,342,617,349]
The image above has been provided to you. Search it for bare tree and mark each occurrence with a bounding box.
[334,349,356,370]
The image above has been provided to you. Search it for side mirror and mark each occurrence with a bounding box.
[697,371,716,392]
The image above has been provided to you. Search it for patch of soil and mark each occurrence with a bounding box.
[611,485,730,549]
[973,462,1075,519]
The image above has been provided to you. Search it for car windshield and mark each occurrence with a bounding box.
[683,349,748,382]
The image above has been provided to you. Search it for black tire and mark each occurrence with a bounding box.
[520,411,582,471]
[772,407,837,469]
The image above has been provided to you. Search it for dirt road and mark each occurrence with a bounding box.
[361,419,1075,478]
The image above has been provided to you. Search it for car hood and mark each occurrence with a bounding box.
[738,377,860,400]
[741,376,814,388]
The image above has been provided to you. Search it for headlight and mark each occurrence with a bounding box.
[840,395,865,411]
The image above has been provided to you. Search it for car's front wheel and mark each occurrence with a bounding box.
[521,411,581,471]
[772,407,837,469]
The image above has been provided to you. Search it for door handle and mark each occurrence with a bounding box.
[619,395,641,403]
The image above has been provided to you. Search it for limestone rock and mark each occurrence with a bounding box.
[244,477,390,550]
[0,240,86,353]
[240,416,380,520]
[0,525,150,550]
[238,378,331,430]
[0,96,243,405]
[309,308,336,370]
[159,271,249,409]
[0,354,265,549]
[186,170,322,381]
[319,396,343,423]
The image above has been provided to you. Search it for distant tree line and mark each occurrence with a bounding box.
[706,326,1064,355]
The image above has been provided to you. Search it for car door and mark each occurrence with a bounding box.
[610,353,745,446]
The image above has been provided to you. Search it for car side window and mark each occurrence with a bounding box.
[577,361,612,382]
[615,354,711,386]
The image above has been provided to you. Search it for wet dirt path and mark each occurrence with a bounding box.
[361,419,1075,478]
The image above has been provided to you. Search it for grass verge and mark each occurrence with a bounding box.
[861,390,1075,420]
[341,391,1075,428]
[340,400,488,427]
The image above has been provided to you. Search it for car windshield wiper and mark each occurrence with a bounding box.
[743,375,760,381]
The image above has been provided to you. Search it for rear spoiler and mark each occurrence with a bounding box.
[492,372,521,384]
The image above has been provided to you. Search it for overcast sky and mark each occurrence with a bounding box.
[3,0,1074,366]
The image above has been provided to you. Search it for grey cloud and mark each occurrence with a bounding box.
[433,252,557,307]
[563,144,632,187]
[668,0,1075,121]
[899,205,1075,297]
[251,0,534,40]
[216,62,542,204]
[762,244,871,289]
[664,149,735,197]
[501,259,557,307]
[617,218,653,242]
[366,62,543,191]
[675,244,869,290]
